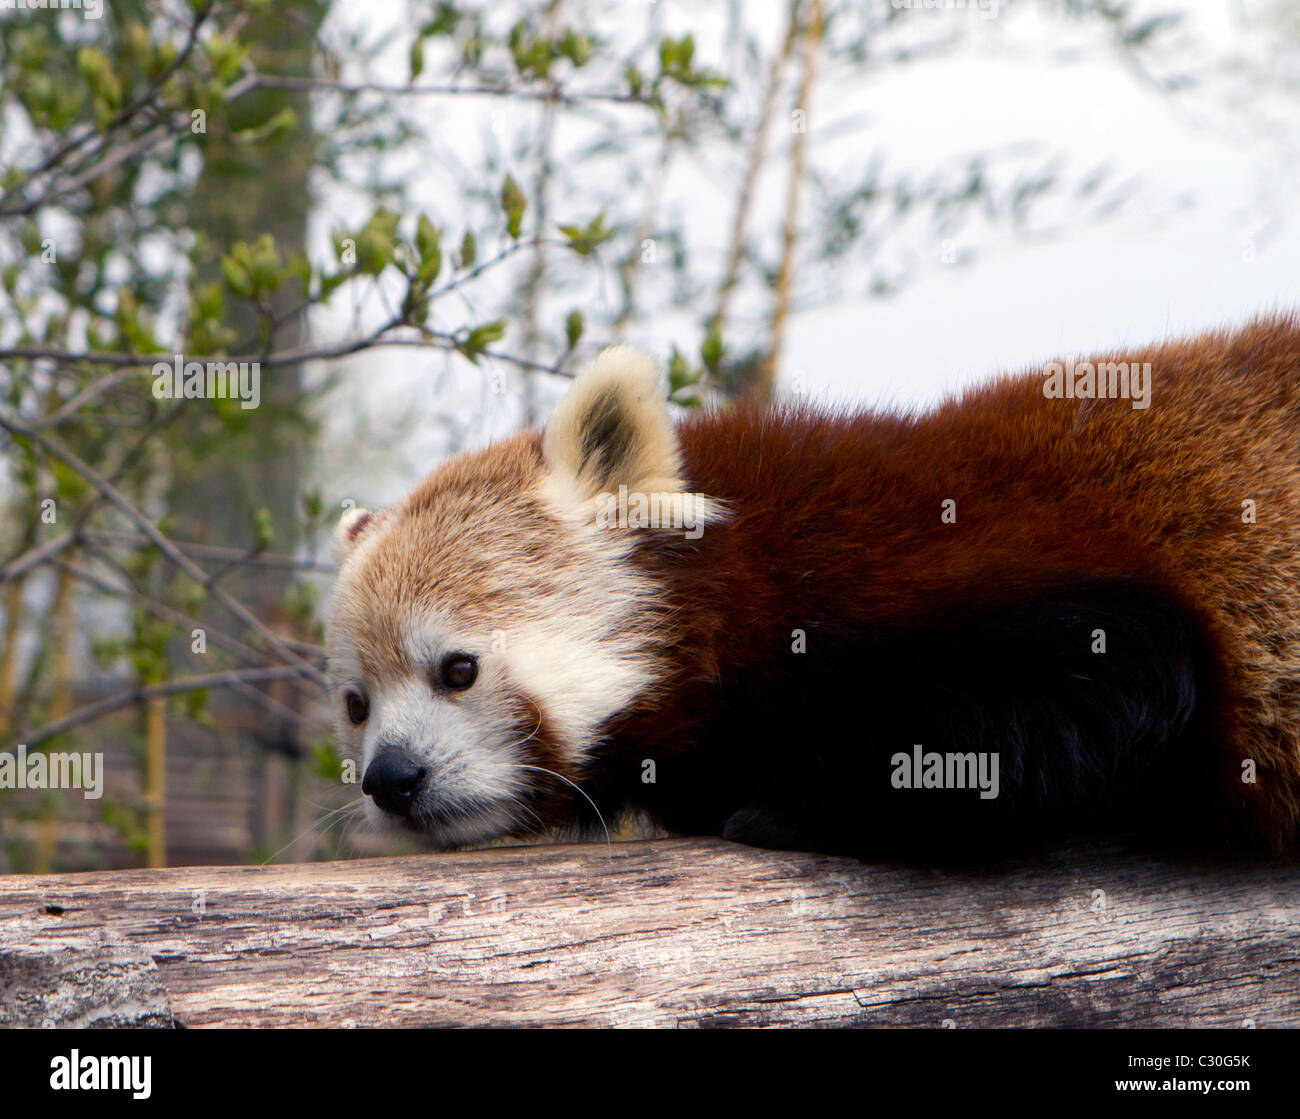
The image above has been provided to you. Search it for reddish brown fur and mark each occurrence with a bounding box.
[612,314,1300,849]
[333,315,1300,853]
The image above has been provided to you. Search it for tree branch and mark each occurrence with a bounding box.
[0,415,329,690]
[18,666,311,750]
[246,72,647,107]
[0,1,217,214]
[82,531,334,575]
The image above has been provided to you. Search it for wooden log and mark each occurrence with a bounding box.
[1,838,1297,1028]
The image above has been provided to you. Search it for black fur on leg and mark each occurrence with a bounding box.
[666,580,1218,862]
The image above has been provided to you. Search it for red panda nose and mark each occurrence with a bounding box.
[362,747,427,818]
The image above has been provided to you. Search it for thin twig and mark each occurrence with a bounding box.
[50,555,265,665]
[83,531,336,574]
[0,328,574,380]
[49,552,328,734]
[18,666,310,750]
[0,74,258,219]
[0,414,329,690]
[0,531,80,582]
[31,370,141,430]
[246,73,647,107]
[0,1,216,213]
[758,0,825,399]
[710,5,801,339]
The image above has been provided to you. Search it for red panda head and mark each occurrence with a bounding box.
[327,346,722,846]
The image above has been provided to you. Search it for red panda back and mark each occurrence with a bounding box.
[644,315,1300,851]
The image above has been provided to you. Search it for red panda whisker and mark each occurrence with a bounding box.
[498,715,545,757]
[260,798,366,866]
[512,763,612,851]
[499,796,546,842]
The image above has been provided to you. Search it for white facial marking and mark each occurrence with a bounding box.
[327,348,714,846]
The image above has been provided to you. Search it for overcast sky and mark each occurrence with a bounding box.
[307,0,1300,504]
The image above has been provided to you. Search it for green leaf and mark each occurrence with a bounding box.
[195,281,224,321]
[457,320,505,364]
[558,214,613,257]
[286,250,312,298]
[415,215,442,284]
[253,507,274,551]
[667,345,692,393]
[311,738,345,782]
[220,255,251,298]
[185,688,210,723]
[356,208,400,275]
[658,37,677,72]
[125,23,152,67]
[558,29,593,68]
[501,174,526,239]
[656,32,726,90]
[20,217,41,258]
[221,236,283,298]
[76,47,122,108]
[565,310,584,350]
[700,324,724,372]
[249,234,283,293]
[113,287,148,349]
[203,33,249,83]
[183,583,207,617]
[423,2,460,37]
[458,230,477,269]
[232,107,297,146]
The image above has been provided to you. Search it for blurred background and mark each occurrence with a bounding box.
[0,0,1297,873]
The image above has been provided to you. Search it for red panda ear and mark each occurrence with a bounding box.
[332,505,384,562]
[542,345,684,501]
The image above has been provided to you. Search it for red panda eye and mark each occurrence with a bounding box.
[345,691,369,725]
[441,653,478,691]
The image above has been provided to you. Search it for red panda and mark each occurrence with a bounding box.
[327,314,1300,859]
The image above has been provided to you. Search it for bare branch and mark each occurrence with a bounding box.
[0,325,575,382]
[50,556,265,665]
[2,408,186,586]
[0,531,81,582]
[710,8,802,338]
[0,74,258,220]
[0,1,216,214]
[30,370,141,431]
[229,678,330,737]
[19,666,310,750]
[82,531,336,575]
[758,0,826,398]
[246,72,647,108]
[0,414,329,690]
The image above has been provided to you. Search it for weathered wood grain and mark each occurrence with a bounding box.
[1,838,1297,1028]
